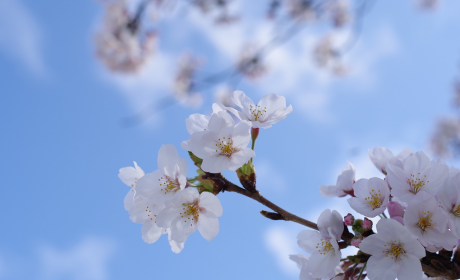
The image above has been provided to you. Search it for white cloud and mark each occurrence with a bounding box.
[256,159,288,194]
[0,0,47,77]
[39,236,117,280]
[264,226,299,276]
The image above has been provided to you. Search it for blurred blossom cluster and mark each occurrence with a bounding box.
[431,119,460,158]
[95,0,157,73]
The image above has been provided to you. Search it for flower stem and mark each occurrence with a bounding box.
[382,212,388,219]
[357,262,366,280]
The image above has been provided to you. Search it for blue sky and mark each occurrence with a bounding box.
[2,0,460,279]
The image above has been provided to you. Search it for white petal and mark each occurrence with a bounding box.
[141,220,163,244]
[366,254,398,280]
[297,230,321,254]
[197,211,219,241]
[186,113,210,134]
[157,144,180,170]
[307,250,340,278]
[118,161,145,187]
[199,192,223,217]
[201,154,232,173]
[397,254,423,280]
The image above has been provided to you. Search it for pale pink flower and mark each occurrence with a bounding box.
[289,254,340,280]
[347,177,390,218]
[231,91,293,129]
[359,218,425,280]
[386,151,448,202]
[136,144,188,205]
[118,161,145,211]
[368,147,414,174]
[436,173,460,238]
[319,162,355,198]
[156,188,223,243]
[404,191,457,251]
[297,210,343,278]
[387,201,406,225]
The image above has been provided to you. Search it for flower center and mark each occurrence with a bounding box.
[452,204,460,217]
[215,137,235,156]
[249,104,266,121]
[181,203,200,227]
[417,211,435,231]
[407,173,429,194]
[383,242,405,261]
[159,176,180,194]
[316,238,333,255]
[364,189,382,209]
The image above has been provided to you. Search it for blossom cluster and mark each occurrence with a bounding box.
[119,90,292,251]
[292,146,460,280]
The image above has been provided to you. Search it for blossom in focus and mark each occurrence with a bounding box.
[297,209,343,278]
[403,191,457,251]
[387,201,406,225]
[359,218,425,280]
[347,177,390,218]
[289,254,339,280]
[118,161,145,211]
[319,162,355,197]
[368,147,414,174]
[136,144,188,205]
[230,91,293,129]
[438,173,460,237]
[95,0,156,73]
[185,112,254,173]
[156,187,223,243]
[386,151,448,202]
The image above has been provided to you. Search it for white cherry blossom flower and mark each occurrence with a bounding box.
[136,144,188,205]
[118,161,145,211]
[231,90,293,129]
[186,112,254,173]
[181,104,232,151]
[359,218,425,280]
[319,162,355,198]
[438,173,460,238]
[386,151,448,202]
[368,147,414,174]
[347,178,390,218]
[404,191,457,251]
[297,209,343,278]
[156,188,223,243]
[289,254,339,280]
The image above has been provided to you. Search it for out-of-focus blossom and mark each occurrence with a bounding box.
[236,45,267,80]
[172,53,203,106]
[285,0,316,21]
[95,0,156,73]
[313,36,346,75]
[430,118,460,158]
[326,0,351,28]
[214,85,234,107]
[417,0,439,10]
[319,162,355,198]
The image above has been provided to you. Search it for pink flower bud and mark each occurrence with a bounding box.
[388,201,405,218]
[344,213,355,225]
[351,237,362,247]
[362,218,373,231]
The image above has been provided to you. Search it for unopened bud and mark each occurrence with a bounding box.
[362,218,373,231]
[351,234,363,248]
[251,127,259,141]
[236,162,256,192]
[388,201,405,218]
[344,213,355,226]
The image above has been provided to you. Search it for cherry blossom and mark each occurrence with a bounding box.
[387,201,405,225]
[438,173,460,237]
[156,188,223,243]
[319,162,355,197]
[368,147,414,174]
[289,254,339,280]
[136,144,188,205]
[185,112,255,173]
[230,90,293,129]
[386,151,448,202]
[347,178,390,218]
[297,209,343,278]
[118,161,145,211]
[404,191,457,251]
[359,218,425,280]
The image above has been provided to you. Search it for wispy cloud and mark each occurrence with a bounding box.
[39,236,117,280]
[0,0,48,77]
[264,226,299,276]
